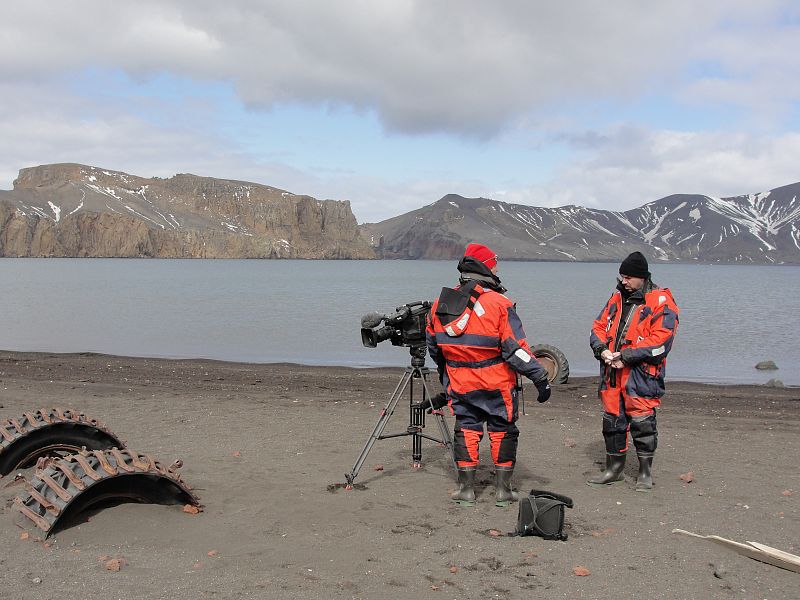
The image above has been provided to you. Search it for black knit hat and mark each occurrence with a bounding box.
[619,251,650,279]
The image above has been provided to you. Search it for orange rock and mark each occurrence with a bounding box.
[373,464,384,471]
[488,529,502,537]
[183,504,201,514]
[19,532,29,541]
[207,550,218,557]
[232,451,242,457]
[782,489,794,497]
[679,471,694,483]
[104,558,124,572]
[590,527,616,537]
[449,566,458,573]
[573,566,591,576]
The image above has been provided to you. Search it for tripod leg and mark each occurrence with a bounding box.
[345,369,413,486]
[432,411,457,477]
[410,375,425,469]
[417,369,456,475]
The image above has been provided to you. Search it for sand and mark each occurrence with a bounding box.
[0,351,797,599]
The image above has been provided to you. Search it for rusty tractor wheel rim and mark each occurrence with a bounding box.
[536,355,558,381]
[16,443,85,469]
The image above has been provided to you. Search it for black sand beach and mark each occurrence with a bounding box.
[0,351,797,599]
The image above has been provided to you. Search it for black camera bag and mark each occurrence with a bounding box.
[514,489,573,541]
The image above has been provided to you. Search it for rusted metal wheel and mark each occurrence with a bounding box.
[14,448,200,536]
[0,408,124,476]
[531,344,570,384]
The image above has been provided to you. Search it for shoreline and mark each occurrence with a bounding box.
[1,349,794,389]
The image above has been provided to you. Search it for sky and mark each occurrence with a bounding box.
[1,1,799,223]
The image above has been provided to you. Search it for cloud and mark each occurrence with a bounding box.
[3,1,796,136]
[493,126,800,210]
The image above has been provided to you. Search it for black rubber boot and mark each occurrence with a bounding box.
[494,466,519,507]
[635,454,654,492]
[587,454,626,487]
[451,467,476,506]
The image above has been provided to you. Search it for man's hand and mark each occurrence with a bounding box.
[416,392,448,413]
[602,350,624,369]
[535,379,551,403]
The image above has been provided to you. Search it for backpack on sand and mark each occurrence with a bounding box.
[513,489,574,541]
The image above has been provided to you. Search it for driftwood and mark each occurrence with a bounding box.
[673,529,800,574]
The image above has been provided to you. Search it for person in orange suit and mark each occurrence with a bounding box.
[588,251,679,492]
[427,243,551,507]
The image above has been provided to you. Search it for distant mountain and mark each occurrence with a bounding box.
[0,164,374,258]
[360,183,800,264]
[3,163,798,264]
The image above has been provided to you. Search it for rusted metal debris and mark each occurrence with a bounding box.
[0,408,124,476]
[14,448,201,536]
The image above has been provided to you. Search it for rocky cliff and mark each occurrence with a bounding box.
[0,164,375,259]
[361,183,800,264]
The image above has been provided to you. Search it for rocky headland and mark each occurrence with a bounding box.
[0,164,374,259]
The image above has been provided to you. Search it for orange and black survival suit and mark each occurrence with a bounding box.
[588,252,679,491]
[426,244,550,506]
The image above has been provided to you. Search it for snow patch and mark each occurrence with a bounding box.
[48,201,61,222]
[67,201,84,217]
[689,208,701,222]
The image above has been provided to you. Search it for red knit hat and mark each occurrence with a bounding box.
[463,243,498,269]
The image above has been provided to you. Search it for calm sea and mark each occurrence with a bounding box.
[1,259,798,385]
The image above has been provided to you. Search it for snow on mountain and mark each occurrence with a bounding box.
[362,183,800,264]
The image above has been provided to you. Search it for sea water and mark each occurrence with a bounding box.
[1,259,798,385]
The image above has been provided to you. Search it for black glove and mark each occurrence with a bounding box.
[417,392,448,413]
[535,379,551,403]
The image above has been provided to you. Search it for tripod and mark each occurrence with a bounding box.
[345,346,456,487]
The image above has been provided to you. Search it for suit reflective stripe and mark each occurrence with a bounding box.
[435,332,500,348]
[445,356,505,369]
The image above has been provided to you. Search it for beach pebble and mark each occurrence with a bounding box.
[104,558,124,571]
[573,566,591,576]
[31,577,42,585]
[711,562,726,578]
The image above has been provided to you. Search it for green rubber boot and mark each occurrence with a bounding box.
[635,454,654,492]
[451,467,476,506]
[587,454,626,488]
[494,466,519,507]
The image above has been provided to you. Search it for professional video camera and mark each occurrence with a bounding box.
[360,300,431,349]
[347,298,455,487]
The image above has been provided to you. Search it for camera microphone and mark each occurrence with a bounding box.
[360,311,385,328]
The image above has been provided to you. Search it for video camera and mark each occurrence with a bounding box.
[360,301,431,349]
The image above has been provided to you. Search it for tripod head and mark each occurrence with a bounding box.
[408,345,427,369]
